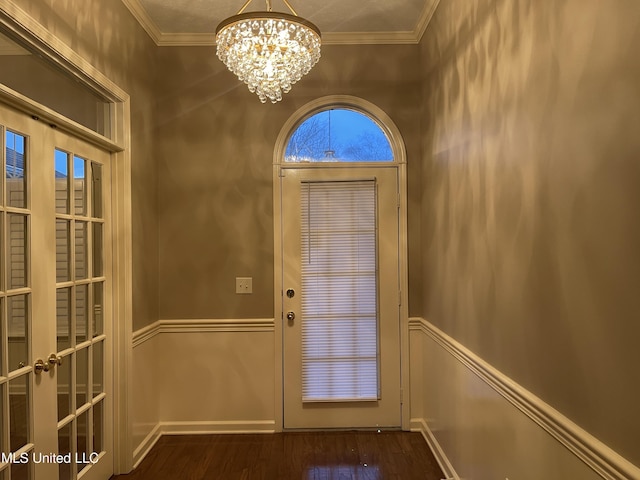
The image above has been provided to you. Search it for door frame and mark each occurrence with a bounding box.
[273,95,410,431]
[0,2,134,474]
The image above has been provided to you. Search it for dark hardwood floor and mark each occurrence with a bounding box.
[111,431,445,480]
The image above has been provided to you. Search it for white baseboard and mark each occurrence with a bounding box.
[159,420,277,435]
[410,417,459,480]
[132,423,162,469]
[132,420,276,467]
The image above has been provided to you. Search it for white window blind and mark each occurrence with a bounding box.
[300,180,379,402]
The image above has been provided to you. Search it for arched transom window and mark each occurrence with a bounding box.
[284,108,394,163]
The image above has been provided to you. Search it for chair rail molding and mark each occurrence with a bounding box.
[132,318,275,347]
[409,317,640,480]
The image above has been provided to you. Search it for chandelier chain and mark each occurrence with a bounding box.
[236,0,298,15]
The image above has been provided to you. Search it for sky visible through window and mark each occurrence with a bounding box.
[285,108,393,162]
[55,148,85,179]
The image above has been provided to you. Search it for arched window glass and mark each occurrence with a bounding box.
[284,108,394,163]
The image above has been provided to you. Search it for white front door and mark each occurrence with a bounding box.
[281,166,401,429]
[1,102,112,480]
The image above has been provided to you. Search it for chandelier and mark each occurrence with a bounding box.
[215,0,321,103]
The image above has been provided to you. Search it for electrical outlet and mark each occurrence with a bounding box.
[236,277,252,294]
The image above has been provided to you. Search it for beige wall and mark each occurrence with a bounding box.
[11,0,160,332]
[420,0,640,467]
[155,44,423,319]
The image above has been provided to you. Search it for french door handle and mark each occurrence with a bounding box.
[286,311,295,322]
[48,353,63,367]
[34,359,50,374]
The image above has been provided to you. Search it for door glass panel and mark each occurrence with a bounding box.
[75,285,88,343]
[93,401,104,453]
[57,287,71,351]
[11,461,29,480]
[300,181,379,402]
[55,149,70,214]
[91,162,102,219]
[92,282,103,337]
[7,214,27,289]
[76,347,88,407]
[73,156,86,216]
[8,295,28,372]
[58,422,72,480]
[74,221,88,280]
[5,130,27,208]
[57,355,71,421]
[93,341,103,397]
[92,222,103,277]
[9,374,29,451]
[77,410,90,474]
[56,219,71,282]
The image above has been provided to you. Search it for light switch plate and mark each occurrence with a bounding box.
[236,277,252,294]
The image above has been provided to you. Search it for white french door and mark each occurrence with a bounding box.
[281,166,401,429]
[0,102,112,480]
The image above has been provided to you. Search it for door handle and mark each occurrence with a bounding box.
[48,353,63,367]
[286,311,295,322]
[34,359,50,374]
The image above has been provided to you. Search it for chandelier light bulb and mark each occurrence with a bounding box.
[216,1,321,103]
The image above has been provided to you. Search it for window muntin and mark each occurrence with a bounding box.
[285,108,394,163]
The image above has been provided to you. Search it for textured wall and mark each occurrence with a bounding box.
[420,0,640,467]
[155,44,422,319]
[10,0,160,332]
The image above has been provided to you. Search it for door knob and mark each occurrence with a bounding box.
[34,359,50,374]
[48,353,63,367]
[286,311,295,322]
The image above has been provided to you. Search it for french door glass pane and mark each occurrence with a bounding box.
[58,423,72,480]
[76,347,88,407]
[5,130,26,209]
[91,162,102,219]
[56,219,71,282]
[92,222,103,278]
[8,214,27,289]
[77,410,90,474]
[9,374,29,451]
[57,355,71,421]
[93,341,103,397]
[8,294,28,372]
[11,461,29,480]
[73,156,86,216]
[93,401,104,453]
[75,221,88,280]
[57,287,72,351]
[55,149,70,214]
[75,285,88,344]
[92,282,103,337]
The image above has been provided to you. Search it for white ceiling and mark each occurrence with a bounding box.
[122,0,441,46]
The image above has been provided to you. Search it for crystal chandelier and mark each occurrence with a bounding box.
[215,0,321,103]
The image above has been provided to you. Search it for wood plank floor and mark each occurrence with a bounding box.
[111,431,445,480]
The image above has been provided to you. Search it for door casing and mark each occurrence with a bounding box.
[1,2,134,473]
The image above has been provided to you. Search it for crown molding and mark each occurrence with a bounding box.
[122,0,440,47]
[121,0,162,45]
